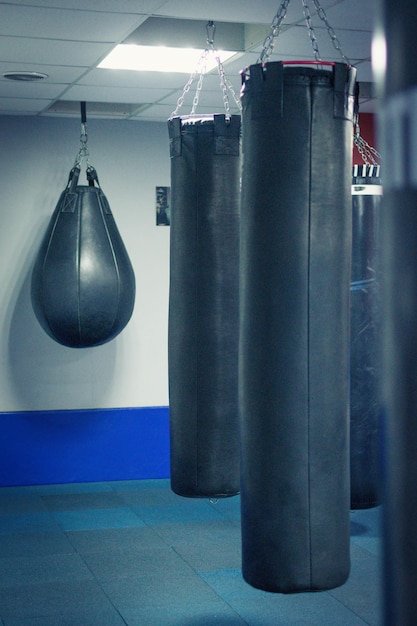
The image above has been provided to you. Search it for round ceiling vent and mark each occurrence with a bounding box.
[3,71,49,81]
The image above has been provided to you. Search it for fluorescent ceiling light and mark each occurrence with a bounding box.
[98,44,237,74]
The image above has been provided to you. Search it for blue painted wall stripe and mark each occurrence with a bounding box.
[0,406,170,487]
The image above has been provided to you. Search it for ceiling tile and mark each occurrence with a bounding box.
[320,0,376,31]
[0,5,146,42]
[0,97,50,113]
[0,81,67,99]
[265,24,371,61]
[125,17,245,51]
[61,84,173,104]
[4,0,170,13]
[78,68,192,90]
[0,37,112,67]
[153,0,338,25]
[131,102,179,120]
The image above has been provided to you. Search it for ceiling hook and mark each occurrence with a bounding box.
[206,21,216,48]
[80,101,88,141]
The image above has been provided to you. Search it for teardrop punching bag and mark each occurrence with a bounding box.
[168,114,241,498]
[376,0,417,623]
[32,166,135,348]
[350,164,382,509]
[239,61,356,593]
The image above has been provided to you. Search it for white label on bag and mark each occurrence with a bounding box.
[352,184,383,196]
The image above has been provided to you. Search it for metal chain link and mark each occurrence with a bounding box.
[74,122,90,169]
[191,52,208,114]
[354,119,381,166]
[310,0,350,64]
[223,74,243,112]
[354,136,379,166]
[171,49,209,118]
[216,55,231,117]
[258,0,350,66]
[301,0,321,61]
[258,0,291,64]
[171,21,242,118]
[216,54,242,115]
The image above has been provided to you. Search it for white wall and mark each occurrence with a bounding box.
[0,115,171,412]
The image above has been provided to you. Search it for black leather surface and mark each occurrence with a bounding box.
[167,115,241,498]
[380,187,417,626]
[31,167,135,348]
[350,170,382,509]
[239,62,355,592]
[377,1,417,623]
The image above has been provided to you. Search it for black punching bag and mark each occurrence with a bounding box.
[376,0,417,623]
[350,164,382,509]
[168,114,241,498]
[32,166,135,348]
[239,62,356,593]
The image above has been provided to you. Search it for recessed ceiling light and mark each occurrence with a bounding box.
[98,44,237,74]
[3,71,49,81]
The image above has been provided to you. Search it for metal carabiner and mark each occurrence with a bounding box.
[206,21,216,49]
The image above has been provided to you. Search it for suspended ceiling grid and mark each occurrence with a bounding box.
[0,0,377,121]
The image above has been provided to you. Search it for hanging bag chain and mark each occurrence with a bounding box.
[171,50,208,117]
[190,51,209,115]
[258,0,349,65]
[301,0,321,61]
[354,117,381,166]
[258,0,291,64]
[310,0,349,64]
[73,101,98,180]
[216,52,241,117]
[171,21,241,119]
[74,120,90,170]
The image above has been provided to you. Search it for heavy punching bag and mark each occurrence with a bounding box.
[375,0,417,623]
[168,114,241,498]
[350,164,382,509]
[239,61,356,592]
[32,165,135,348]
